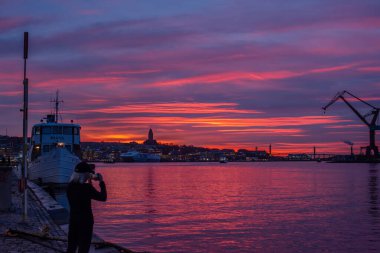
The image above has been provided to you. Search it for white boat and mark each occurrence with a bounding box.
[28,93,81,184]
[219,156,228,163]
[120,150,160,162]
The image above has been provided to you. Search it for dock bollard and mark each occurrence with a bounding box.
[0,165,12,211]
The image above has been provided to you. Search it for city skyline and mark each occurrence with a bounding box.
[1,0,380,154]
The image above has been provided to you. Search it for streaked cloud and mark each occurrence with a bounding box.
[1,0,380,153]
[78,102,262,115]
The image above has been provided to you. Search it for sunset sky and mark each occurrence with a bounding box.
[1,0,380,154]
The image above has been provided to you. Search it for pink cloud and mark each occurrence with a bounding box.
[147,64,358,87]
[33,76,128,88]
[0,90,22,96]
[75,102,262,115]
[358,66,380,72]
[0,17,31,32]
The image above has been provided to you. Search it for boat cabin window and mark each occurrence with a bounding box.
[41,126,64,134]
[53,126,62,134]
[42,127,52,134]
[63,126,72,135]
[73,127,80,135]
[34,127,41,135]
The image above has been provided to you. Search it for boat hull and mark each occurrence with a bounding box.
[28,148,81,184]
[120,152,160,162]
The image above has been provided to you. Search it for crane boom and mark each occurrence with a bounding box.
[322,90,380,157]
[322,91,346,111]
[322,91,370,126]
[323,90,378,111]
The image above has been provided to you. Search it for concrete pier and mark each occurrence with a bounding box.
[0,170,67,252]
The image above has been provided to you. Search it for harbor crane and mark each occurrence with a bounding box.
[322,90,380,157]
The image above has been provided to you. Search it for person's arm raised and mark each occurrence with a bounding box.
[90,174,107,201]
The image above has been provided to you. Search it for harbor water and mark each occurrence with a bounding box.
[57,162,380,252]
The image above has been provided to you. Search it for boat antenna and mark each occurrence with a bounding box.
[50,90,63,123]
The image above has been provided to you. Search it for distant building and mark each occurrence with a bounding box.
[287,153,311,161]
[245,150,269,161]
[143,128,158,145]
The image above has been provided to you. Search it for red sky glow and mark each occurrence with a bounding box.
[1,0,380,154]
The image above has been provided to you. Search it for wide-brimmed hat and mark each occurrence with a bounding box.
[74,161,95,173]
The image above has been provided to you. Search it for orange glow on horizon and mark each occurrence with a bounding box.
[80,137,363,155]
[76,115,349,134]
[77,113,356,154]
[81,132,144,143]
[81,134,351,154]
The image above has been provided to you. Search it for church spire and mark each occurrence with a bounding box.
[148,128,153,141]
[144,128,157,145]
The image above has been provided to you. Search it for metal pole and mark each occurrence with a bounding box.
[22,32,29,220]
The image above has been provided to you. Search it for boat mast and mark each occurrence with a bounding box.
[52,90,63,123]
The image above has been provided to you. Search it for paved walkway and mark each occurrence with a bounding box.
[0,171,67,253]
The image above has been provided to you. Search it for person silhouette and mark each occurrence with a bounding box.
[66,161,107,253]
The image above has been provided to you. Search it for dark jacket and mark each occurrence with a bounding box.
[67,181,107,222]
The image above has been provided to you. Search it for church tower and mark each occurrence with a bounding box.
[144,128,157,145]
[148,128,154,141]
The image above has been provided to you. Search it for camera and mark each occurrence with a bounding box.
[91,173,101,181]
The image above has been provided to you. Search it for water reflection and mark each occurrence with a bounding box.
[145,166,157,219]
[368,164,380,252]
[368,166,379,218]
[47,162,380,252]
